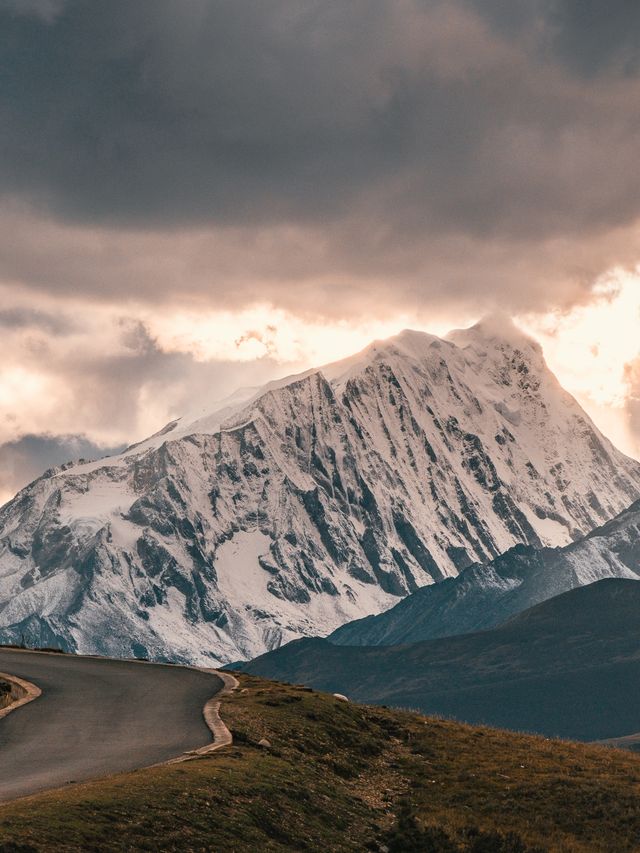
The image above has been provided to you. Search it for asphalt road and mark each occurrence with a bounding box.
[0,648,222,802]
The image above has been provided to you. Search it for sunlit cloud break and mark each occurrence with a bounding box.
[147,306,446,367]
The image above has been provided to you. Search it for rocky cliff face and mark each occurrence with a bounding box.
[1,318,639,664]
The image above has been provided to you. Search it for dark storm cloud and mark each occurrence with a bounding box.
[0,433,125,501]
[472,0,640,76]
[546,0,640,77]
[1,0,639,242]
[0,0,66,23]
[2,0,640,485]
[1,0,407,226]
[0,0,639,330]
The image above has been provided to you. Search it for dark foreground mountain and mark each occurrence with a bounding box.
[243,578,640,741]
[330,498,640,647]
[2,319,638,665]
[2,672,640,852]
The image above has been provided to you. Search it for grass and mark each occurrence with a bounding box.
[0,680,11,711]
[1,673,640,851]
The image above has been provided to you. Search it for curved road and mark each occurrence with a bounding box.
[0,648,222,802]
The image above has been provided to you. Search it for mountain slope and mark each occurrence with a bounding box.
[243,578,640,741]
[1,319,639,664]
[330,496,640,646]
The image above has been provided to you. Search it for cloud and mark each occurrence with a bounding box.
[0,0,639,324]
[545,0,640,77]
[2,201,639,329]
[0,0,66,23]
[472,0,640,77]
[0,306,74,335]
[1,0,640,238]
[0,302,291,448]
[0,433,125,506]
[2,0,640,492]
[624,358,640,456]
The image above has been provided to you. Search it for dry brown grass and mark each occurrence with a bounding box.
[0,680,11,711]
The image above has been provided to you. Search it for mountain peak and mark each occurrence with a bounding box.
[1,311,639,666]
[447,313,540,352]
[318,328,441,386]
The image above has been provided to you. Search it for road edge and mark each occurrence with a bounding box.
[0,671,42,721]
[167,670,239,764]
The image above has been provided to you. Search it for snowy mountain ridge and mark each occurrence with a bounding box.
[1,317,639,664]
[329,496,640,647]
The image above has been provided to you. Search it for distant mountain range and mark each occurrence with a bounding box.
[1,317,639,664]
[241,578,640,741]
[329,497,640,646]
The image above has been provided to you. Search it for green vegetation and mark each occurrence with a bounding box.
[2,674,640,851]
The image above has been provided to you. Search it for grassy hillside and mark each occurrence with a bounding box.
[2,673,640,851]
[243,579,640,741]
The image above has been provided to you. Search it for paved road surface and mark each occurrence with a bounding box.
[0,648,221,802]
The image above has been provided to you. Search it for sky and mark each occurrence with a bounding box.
[1,0,640,504]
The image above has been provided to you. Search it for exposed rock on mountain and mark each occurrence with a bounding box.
[1,319,639,664]
[329,497,640,646]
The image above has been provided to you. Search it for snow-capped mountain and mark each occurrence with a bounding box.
[329,497,640,647]
[1,317,639,664]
